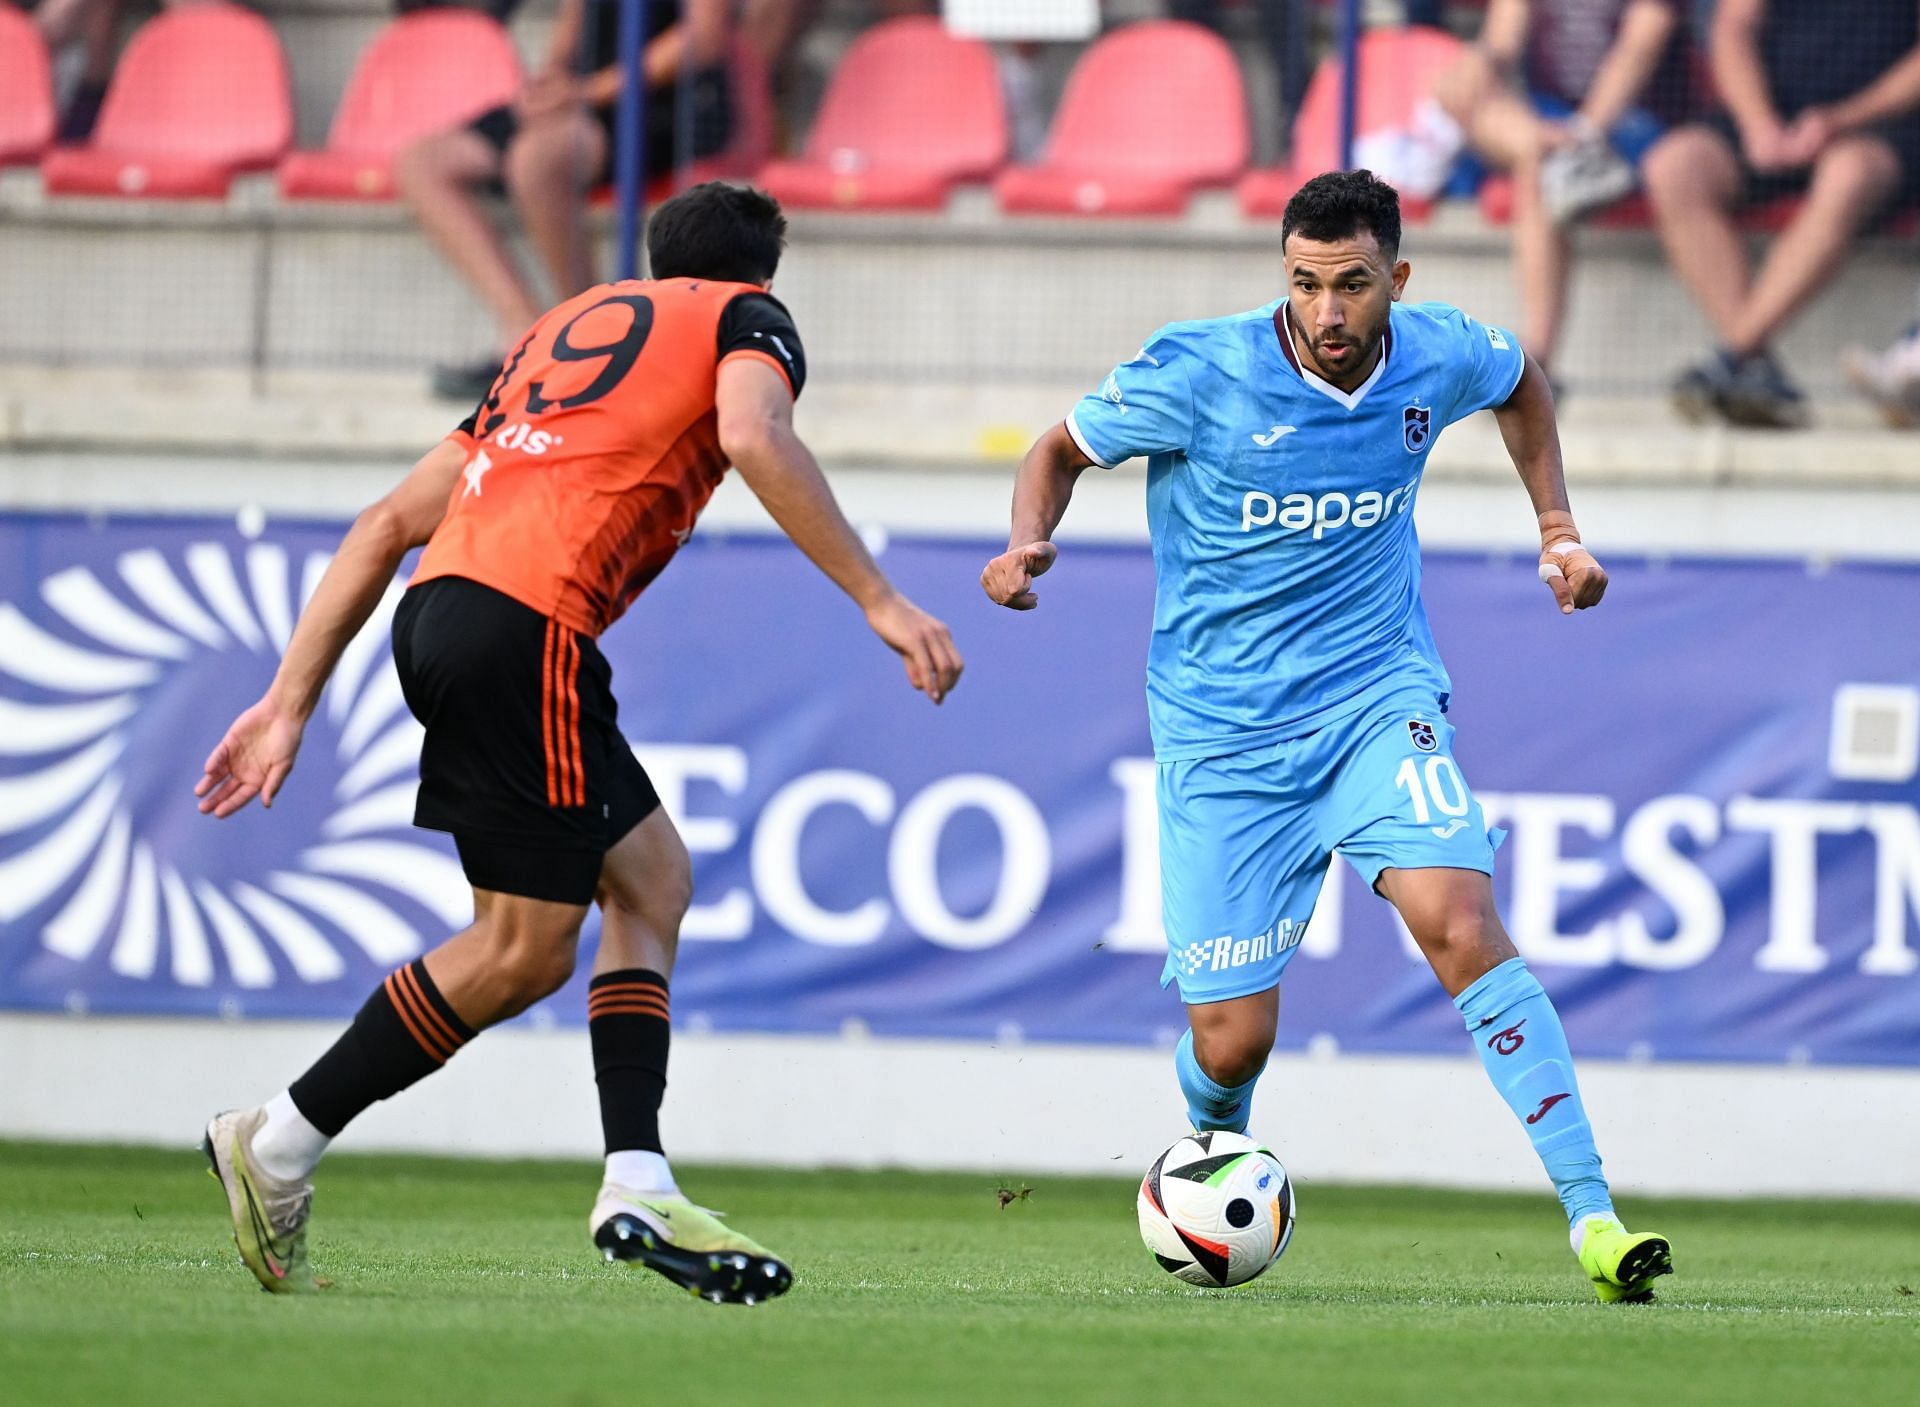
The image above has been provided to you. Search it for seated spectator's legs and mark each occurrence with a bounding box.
[35,0,122,141]
[739,0,825,102]
[1728,135,1901,357]
[1505,150,1573,373]
[503,110,609,315]
[395,121,544,354]
[1438,57,1574,371]
[1643,124,1749,346]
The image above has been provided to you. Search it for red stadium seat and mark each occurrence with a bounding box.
[0,6,54,167]
[758,16,1007,211]
[278,11,521,201]
[995,21,1248,217]
[41,3,291,198]
[1239,26,1466,222]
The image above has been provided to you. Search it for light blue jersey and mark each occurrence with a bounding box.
[1067,300,1526,762]
[1094,295,1619,1236]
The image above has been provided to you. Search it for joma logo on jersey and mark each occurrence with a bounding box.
[1180,919,1305,976]
[1240,478,1418,540]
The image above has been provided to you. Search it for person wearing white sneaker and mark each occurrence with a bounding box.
[194,184,961,1303]
[1644,1,1920,430]
[1433,0,1688,379]
[1844,319,1920,428]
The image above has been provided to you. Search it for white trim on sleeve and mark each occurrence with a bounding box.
[1493,338,1527,406]
[1065,409,1117,469]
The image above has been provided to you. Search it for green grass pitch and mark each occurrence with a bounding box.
[3,1141,1917,1406]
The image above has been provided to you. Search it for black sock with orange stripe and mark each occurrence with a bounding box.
[588,969,671,1155]
[288,959,476,1137]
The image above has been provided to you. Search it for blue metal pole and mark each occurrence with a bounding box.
[1337,0,1361,171]
[614,0,651,281]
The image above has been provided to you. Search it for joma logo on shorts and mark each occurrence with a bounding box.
[1181,918,1305,976]
[1240,478,1418,540]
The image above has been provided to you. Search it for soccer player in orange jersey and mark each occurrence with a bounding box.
[194,184,961,1302]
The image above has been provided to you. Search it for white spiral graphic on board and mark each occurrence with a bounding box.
[0,542,469,991]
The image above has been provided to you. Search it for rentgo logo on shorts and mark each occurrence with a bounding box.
[1180,918,1306,977]
[1241,478,1418,540]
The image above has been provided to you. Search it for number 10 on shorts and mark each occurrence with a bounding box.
[1395,754,1471,826]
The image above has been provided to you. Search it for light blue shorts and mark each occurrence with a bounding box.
[1158,679,1502,1004]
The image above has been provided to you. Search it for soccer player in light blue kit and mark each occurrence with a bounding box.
[982,171,1673,1303]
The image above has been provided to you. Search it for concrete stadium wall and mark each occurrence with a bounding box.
[5,194,1918,404]
[1,455,1917,1196]
[6,1012,1920,1199]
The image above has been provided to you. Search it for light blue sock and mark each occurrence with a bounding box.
[1174,1029,1261,1133]
[1454,957,1613,1227]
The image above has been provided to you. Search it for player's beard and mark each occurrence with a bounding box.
[1286,304,1384,387]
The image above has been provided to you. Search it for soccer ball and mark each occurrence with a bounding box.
[1137,1131,1295,1287]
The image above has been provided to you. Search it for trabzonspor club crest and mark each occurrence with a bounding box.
[1403,403,1431,454]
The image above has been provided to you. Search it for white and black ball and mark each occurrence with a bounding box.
[1137,1131,1295,1288]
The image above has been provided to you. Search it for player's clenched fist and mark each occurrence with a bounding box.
[981,541,1058,610]
[1537,536,1607,615]
[865,592,964,705]
[1535,508,1605,615]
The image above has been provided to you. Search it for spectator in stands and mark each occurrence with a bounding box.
[1643,0,1920,429]
[1169,1,1313,150]
[30,0,139,140]
[397,0,733,402]
[1434,0,1687,383]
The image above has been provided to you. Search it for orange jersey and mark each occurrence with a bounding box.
[413,278,805,636]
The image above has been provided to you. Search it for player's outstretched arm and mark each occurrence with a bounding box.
[195,438,467,817]
[1493,355,1607,616]
[716,357,962,705]
[981,422,1094,611]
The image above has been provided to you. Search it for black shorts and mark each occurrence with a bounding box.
[469,102,626,187]
[1696,110,1920,225]
[391,576,660,905]
[467,68,734,190]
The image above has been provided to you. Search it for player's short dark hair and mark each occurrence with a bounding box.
[647,182,787,285]
[1281,170,1402,263]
